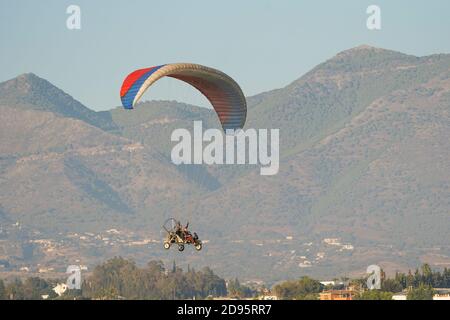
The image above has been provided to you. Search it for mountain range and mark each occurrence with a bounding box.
[0,45,449,281]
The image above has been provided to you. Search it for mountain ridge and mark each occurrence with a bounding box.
[1,45,449,280]
[0,73,118,131]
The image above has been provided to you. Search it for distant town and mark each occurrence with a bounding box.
[1,220,449,300]
[1,220,449,285]
[1,254,449,300]
[1,220,365,278]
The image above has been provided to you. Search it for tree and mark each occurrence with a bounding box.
[395,272,407,289]
[406,270,414,288]
[23,277,53,300]
[227,278,253,298]
[443,268,450,287]
[6,278,24,300]
[356,290,393,300]
[81,257,227,300]
[407,284,434,300]
[172,260,177,273]
[273,277,323,300]
[0,279,6,300]
[295,276,323,298]
[421,264,433,285]
[381,279,403,293]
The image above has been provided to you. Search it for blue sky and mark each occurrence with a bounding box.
[1,0,450,111]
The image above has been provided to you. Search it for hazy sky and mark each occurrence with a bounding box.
[1,0,450,110]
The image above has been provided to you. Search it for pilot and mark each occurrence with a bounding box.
[183,222,193,242]
[175,221,184,240]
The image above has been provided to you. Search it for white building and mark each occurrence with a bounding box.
[53,283,68,297]
[433,289,450,300]
[323,238,341,246]
[260,295,278,300]
[392,293,407,300]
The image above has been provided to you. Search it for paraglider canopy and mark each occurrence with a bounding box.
[120,63,247,131]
